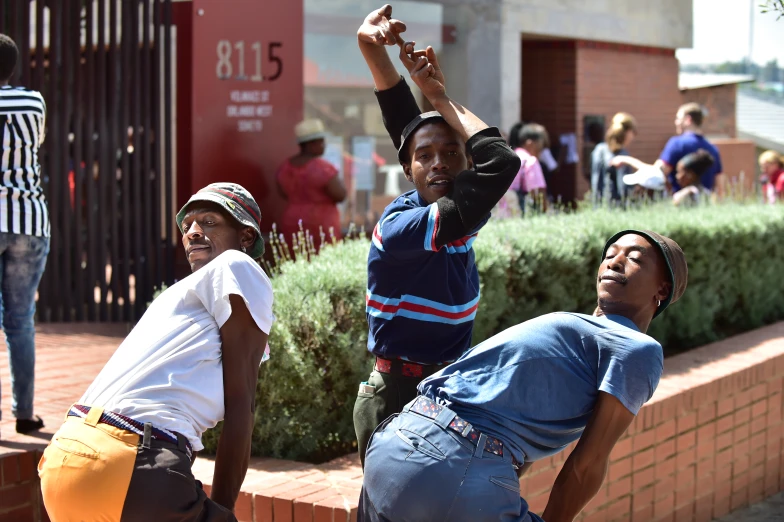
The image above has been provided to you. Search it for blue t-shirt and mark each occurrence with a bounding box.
[659,131,723,191]
[366,190,489,364]
[418,312,663,463]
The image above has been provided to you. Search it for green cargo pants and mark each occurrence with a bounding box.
[353,364,445,468]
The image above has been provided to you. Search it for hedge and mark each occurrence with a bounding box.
[201,203,784,463]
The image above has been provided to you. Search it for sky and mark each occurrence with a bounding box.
[676,0,784,65]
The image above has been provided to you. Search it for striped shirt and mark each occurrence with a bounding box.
[0,85,49,237]
[366,189,488,364]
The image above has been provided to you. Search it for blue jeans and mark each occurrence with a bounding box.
[0,233,49,420]
[359,399,544,522]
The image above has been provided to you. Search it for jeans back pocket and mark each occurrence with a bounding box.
[395,429,446,461]
[490,475,520,493]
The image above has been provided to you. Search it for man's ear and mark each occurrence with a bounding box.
[403,163,414,182]
[656,282,671,304]
[240,227,256,250]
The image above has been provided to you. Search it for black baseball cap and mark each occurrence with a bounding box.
[176,182,264,259]
[602,229,688,318]
[397,111,447,164]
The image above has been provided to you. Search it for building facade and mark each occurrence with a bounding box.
[305,0,693,213]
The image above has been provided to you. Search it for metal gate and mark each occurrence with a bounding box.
[0,0,176,323]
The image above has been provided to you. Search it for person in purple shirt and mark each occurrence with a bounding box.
[614,102,723,192]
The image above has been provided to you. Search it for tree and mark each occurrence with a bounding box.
[715,61,748,75]
[762,59,781,83]
[760,0,784,19]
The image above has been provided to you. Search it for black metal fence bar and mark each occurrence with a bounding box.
[162,0,173,285]
[84,0,97,322]
[0,0,176,323]
[96,0,110,321]
[70,0,84,321]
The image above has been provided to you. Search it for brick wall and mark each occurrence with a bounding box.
[575,41,682,200]
[681,85,738,139]
[712,139,757,198]
[184,322,784,522]
[0,450,45,522]
[518,322,784,522]
[521,40,578,201]
[521,40,683,202]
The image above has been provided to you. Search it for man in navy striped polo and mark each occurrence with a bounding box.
[352,5,521,466]
[0,34,50,438]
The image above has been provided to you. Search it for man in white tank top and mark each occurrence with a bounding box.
[39,183,274,522]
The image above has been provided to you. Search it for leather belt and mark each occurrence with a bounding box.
[68,404,193,459]
[410,396,522,468]
[374,356,448,378]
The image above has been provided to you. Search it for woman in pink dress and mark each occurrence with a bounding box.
[276,119,347,249]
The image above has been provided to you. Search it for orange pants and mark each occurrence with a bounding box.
[38,407,138,522]
[39,406,236,521]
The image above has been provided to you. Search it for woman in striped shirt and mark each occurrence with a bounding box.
[0,34,50,437]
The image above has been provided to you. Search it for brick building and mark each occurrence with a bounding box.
[678,74,759,196]
[306,0,694,210]
[520,40,684,201]
[679,74,756,139]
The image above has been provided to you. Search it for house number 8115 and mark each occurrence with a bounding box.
[216,40,283,82]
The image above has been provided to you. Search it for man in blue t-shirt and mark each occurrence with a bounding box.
[659,103,723,191]
[359,229,688,522]
[352,5,520,467]
[614,102,723,192]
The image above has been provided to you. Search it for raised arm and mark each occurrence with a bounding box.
[541,392,635,522]
[357,5,421,149]
[401,45,520,244]
[357,5,407,91]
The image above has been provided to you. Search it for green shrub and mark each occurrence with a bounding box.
[202,203,784,463]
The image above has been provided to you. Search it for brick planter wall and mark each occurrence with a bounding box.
[520,322,784,522]
[1,322,783,522]
[0,450,44,522]
[187,323,784,522]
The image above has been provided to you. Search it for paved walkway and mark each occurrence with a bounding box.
[0,324,362,521]
[0,323,129,442]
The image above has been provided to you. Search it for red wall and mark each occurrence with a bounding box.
[681,85,738,139]
[179,0,304,234]
[521,40,578,202]
[713,139,757,199]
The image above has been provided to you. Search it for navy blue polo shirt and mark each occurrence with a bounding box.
[366,190,489,364]
[660,132,723,191]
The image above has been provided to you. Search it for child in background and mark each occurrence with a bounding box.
[759,150,784,204]
[672,149,715,207]
[510,123,549,214]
